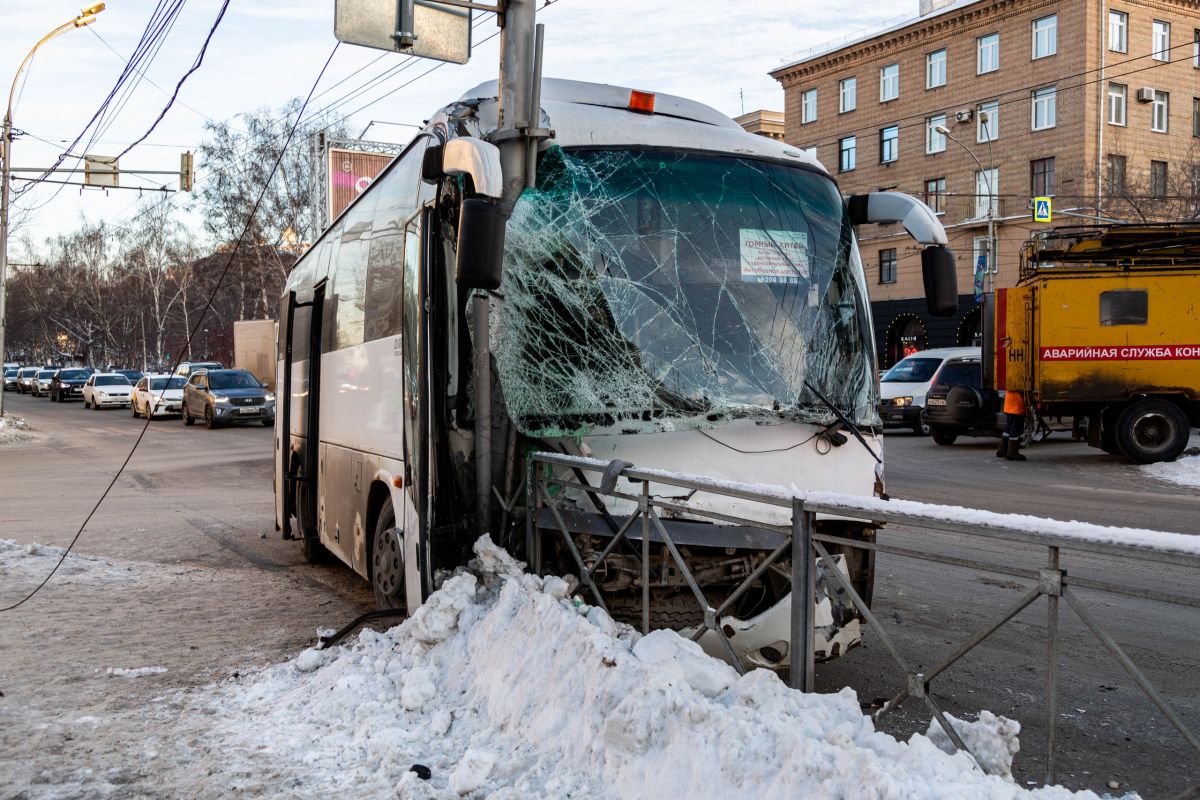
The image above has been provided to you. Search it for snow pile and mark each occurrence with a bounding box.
[925,710,1021,781]
[178,536,1098,799]
[0,538,132,585]
[105,666,168,678]
[1142,453,1200,489]
[0,413,35,444]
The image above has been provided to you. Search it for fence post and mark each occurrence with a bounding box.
[790,498,815,692]
[641,480,651,635]
[1044,545,1061,785]
[526,456,539,573]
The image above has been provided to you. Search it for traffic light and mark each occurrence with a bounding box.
[180,151,194,192]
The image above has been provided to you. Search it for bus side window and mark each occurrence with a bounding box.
[364,213,405,342]
[402,218,422,406]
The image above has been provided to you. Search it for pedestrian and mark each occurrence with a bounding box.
[996,389,1027,461]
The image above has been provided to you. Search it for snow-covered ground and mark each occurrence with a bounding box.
[0,537,137,584]
[0,413,37,444]
[145,537,1102,799]
[1142,452,1200,489]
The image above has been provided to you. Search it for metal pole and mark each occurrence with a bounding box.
[1045,546,1061,785]
[0,110,11,417]
[789,499,815,692]
[641,480,650,635]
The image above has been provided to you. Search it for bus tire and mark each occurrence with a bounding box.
[371,502,406,611]
[931,429,957,446]
[1115,399,1190,464]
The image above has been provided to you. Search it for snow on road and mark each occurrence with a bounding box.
[0,413,37,445]
[0,538,137,584]
[144,537,1099,799]
[1142,453,1200,489]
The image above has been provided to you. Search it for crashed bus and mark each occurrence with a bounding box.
[275,79,957,669]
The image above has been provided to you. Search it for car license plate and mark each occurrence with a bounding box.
[927,398,946,406]
[238,406,258,414]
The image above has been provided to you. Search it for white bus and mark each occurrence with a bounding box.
[275,78,956,669]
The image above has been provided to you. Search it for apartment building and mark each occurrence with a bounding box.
[772,0,1200,365]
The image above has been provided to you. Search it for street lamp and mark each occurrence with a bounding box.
[0,4,105,417]
[937,117,997,293]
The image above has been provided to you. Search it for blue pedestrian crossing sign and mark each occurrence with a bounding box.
[1033,196,1052,223]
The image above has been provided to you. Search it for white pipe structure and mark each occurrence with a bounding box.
[1,4,106,417]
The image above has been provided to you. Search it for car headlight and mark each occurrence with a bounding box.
[214,396,230,403]
[893,396,913,407]
[264,393,275,403]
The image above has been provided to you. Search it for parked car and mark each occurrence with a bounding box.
[82,373,134,409]
[30,369,57,398]
[49,367,94,401]
[114,368,145,385]
[920,355,1006,446]
[131,374,186,418]
[182,368,274,428]
[3,368,18,391]
[879,347,979,435]
[16,367,44,393]
[173,361,223,379]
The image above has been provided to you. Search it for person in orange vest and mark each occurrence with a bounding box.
[996,389,1027,461]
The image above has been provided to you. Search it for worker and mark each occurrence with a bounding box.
[997,389,1027,461]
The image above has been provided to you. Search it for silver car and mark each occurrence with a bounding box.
[131,374,186,418]
[30,369,57,398]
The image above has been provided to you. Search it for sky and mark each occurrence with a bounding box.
[2,0,905,253]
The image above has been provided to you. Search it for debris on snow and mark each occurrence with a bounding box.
[158,535,1100,799]
[924,710,1021,780]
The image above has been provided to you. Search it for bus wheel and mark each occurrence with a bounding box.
[1116,399,1189,464]
[371,503,406,610]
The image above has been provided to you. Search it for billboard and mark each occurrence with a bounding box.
[328,148,394,223]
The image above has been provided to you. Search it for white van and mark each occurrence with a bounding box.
[879,347,980,434]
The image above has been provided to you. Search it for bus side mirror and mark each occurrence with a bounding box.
[456,198,506,290]
[921,245,958,317]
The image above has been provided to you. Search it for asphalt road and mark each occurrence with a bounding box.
[1,392,1196,798]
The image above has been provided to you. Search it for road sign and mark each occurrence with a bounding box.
[1033,196,1052,223]
[84,155,119,188]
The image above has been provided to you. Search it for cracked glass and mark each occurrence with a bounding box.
[493,146,878,437]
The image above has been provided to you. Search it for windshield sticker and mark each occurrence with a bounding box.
[739,229,809,284]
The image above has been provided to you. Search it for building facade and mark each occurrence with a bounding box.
[772,0,1200,366]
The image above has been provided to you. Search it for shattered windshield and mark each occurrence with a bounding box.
[494,147,878,436]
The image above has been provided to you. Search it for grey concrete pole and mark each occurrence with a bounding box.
[0,111,10,418]
[475,0,536,534]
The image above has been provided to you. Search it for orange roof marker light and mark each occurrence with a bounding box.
[628,90,656,114]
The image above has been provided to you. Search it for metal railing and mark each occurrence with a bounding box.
[527,451,1200,790]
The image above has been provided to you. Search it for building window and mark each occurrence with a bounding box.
[1194,98,1200,137]
[880,64,899,102]
[1194,29,1199,68]
[975,167,998,218]
[924,177,946,215]
[977,101,999,142]
[879,249,897,284]
[1107,83,1127,126]
[839,77,857,113]
[1152,91,1169,133]
[1032,86,1057,130]
[927,49,947,89]
[1106,154,1127,194]
[1032,15,1057,59]
[1031,157,1056,196]
[977,33,1000,74]
[880,126,899,162]
[973,236,992,275]
[839,136,857,172]
[1109,10,1128,53]
[1190,164,1200,200]
[801,89,817,124]
[1150,160,1168,197]
[1152,20,1170,61]
[926,114,947,154]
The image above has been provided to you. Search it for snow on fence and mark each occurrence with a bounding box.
[528,451,1200,790]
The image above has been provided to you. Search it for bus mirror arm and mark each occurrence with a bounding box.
[847,192,958,318]
[441,138,504,200]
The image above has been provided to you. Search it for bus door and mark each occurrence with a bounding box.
[280,281,325,547]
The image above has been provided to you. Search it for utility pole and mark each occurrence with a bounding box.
[938,120,996,294]
[475,0,537,534]
[1,4,106,417]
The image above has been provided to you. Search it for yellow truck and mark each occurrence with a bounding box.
[986,224,1199,463]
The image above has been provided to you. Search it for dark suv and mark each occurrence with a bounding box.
[182,369,275,429]
[920,357,1005,446]
[49,367,94,401]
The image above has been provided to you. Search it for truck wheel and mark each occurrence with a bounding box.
[371,502,406,611]
[912,419,930,436]
[1116,399,1190,464]
[931,429,958,446]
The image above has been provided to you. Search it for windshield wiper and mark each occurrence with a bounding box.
[802,380,881,465]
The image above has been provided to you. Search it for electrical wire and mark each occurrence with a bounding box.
[0,42,343,614]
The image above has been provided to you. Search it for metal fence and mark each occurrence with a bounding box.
[527,451,1200,791]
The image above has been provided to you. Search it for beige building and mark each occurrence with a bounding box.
[772,0,1200,365]
[735,109,786,140]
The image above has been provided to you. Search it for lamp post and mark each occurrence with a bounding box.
[0,3,105,417]
[937,118,996,293]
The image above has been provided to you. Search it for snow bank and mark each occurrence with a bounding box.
[1142,453,1200,489]
[183,536,1097,799]
[0,413,36,444]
